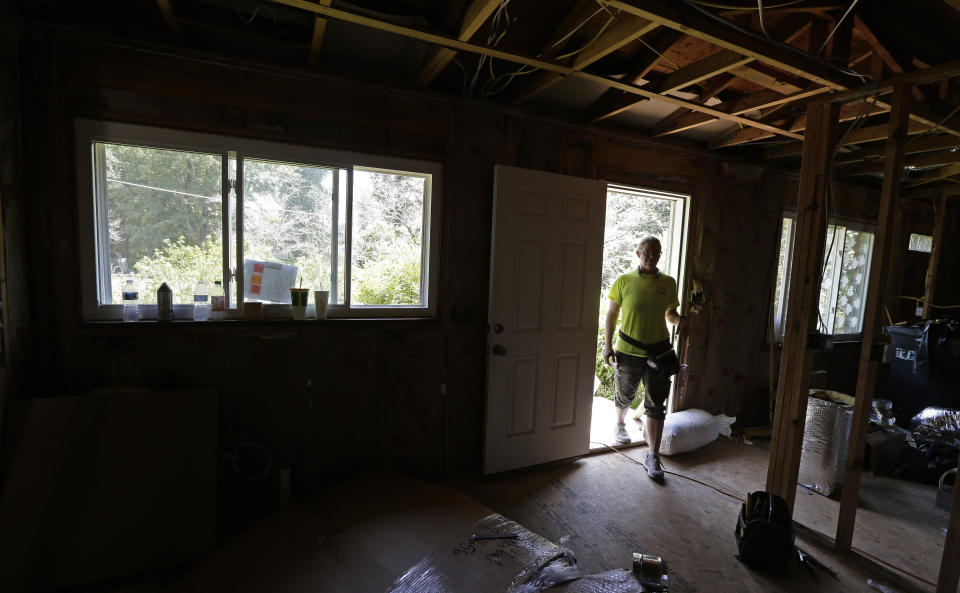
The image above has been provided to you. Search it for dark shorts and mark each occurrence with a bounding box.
[613,351,671,420]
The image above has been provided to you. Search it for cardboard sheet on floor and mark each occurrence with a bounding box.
[172,471,495,593]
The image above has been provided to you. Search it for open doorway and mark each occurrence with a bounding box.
[589,184,689,450]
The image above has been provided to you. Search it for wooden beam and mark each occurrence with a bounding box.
[156,0,182,40]
[836,83,913,552]
[653,50,753,95]
[269,0,807,140]
[655,86,829,136]
[924,192,949,319]
[834,134,960,164]
[824,56,960,104]
[710,98,885,149]
[647,74,736,134]
[585,29,686,122]
[605,0,862,90]
[730,64,806,95]
[853,15,903,75]
[513,14,658,105]
[572,15,657,71]
[574,70,805,139]
[766,119,929,159]
[907,162,960,188]
[415,0,502,86]
[765,102,840,511]
[708,123,782,148]
[842,150,960,176]
[308,0,333,68]
[648,16,815,135]
[272,0,572,74]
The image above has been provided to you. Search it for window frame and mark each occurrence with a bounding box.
[75,119,442,321]
[773,212,875,341]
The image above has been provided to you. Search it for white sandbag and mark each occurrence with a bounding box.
[659,409,732,456]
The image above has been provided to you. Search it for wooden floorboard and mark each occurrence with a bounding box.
[451,437,944,593]
[91,439,945,593]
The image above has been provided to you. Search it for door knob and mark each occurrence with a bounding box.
[492,345,507,356]
[493,324,504,334]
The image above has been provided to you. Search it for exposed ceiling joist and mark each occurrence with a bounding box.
[824,56,960,103]
[512,14,658,105]
[843,150,960,175]
[604,0,862,90]
[654,86,829,136]
[765,119,932,159]
[648,16,815,135]
[654,50,753,95]
[720,5,844,16]
[415,0,502,87]
[573,70,805,139]
[308,0,332,68]
[835,134,960,164]
[852,14,903,75]
[730,64,806,95]
[906,162,960,187]
[584,28,685,122]
[272,0,809,141]
[647,73,736,134]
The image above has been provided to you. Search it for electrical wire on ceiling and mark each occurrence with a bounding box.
[757,1,771,40]
[482,0,621,97]
[235,1,277,25]
[679,0,871,83]
[817,0,859,55]
[684,0,804,9]
[468,0,511,96]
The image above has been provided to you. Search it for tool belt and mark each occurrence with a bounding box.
[735,491,795,575]
[617,331,681,376]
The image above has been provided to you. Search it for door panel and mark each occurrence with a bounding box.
[484,165,606,475]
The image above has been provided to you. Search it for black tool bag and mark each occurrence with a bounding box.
[735,491,795,574]
[617,332,681,376]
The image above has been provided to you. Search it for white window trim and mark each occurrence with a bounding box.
[774,212,875,341]
[75,118,443,321]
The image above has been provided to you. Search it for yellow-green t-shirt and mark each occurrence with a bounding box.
[609,269,680,357]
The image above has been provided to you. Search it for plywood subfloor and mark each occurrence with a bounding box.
[450,437,946,593]
[76,439,947,593]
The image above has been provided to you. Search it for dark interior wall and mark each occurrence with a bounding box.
[1,9,31,418]
[10,28,785,490]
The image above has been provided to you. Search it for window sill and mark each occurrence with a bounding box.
[77,316,442,335]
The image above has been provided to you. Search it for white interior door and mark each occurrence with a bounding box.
[484,165,607,475]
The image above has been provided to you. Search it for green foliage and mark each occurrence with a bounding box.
[352,240,422,305]
[114,236,222,304]
[105,144,222,272]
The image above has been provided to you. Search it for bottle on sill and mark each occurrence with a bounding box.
[157,282,174,322]
[121,278,140,322]
[211,280,225,318]
[193,280,210,321]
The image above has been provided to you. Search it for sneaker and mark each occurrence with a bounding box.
[614,423,631,444]
[645,453,664,480]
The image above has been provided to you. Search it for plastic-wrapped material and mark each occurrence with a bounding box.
[870,399,896,426]
[910,407,960,448]
[543,569,644,592]
[798,394,853,496]
[659,409,736,456]
[387,513,581,593]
